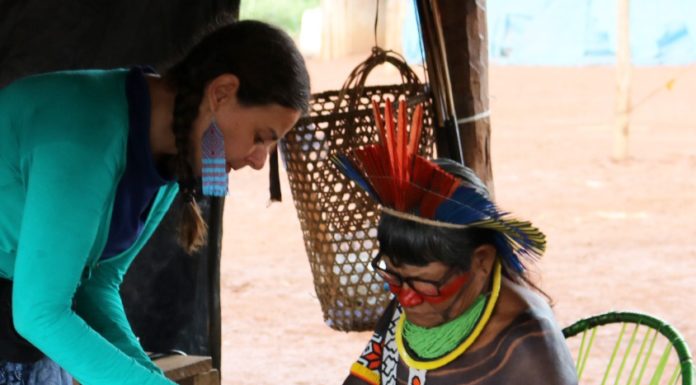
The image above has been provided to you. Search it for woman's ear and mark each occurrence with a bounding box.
[206,74,240,113]
[471,244,496,280]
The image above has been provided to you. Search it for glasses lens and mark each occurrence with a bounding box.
[375,268,400,286]
[410,280,440,296]
[372,257,402,286]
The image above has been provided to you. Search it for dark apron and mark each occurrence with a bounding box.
[0,278,45,363]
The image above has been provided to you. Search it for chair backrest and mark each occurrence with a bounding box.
[563,312,694,385]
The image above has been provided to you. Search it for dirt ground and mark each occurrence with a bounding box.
[220,55,696,384]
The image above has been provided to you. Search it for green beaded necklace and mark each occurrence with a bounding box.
[402,294,488,360]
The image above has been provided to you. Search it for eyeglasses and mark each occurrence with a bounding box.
[370,253,465,297]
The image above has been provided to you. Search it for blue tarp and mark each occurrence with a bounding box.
[403,0,696,66]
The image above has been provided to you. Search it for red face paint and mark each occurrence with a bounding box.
[419,272,470,304]
[396,287,424,307]
[388,272,470,307]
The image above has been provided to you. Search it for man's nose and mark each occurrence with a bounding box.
[398,287,424,307]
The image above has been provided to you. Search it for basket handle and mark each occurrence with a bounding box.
[325,47,425,149]
[334,47,423,114]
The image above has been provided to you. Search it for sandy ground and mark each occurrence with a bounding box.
[220,56,696,384]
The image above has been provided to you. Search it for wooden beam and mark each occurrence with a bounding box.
[614,0,631,161]
[434,0,493,193]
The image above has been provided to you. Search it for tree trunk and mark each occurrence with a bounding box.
[434,0,493,193]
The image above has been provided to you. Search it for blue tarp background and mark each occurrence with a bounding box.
[403,0,696,66]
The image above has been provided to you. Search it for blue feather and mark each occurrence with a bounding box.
[433,185,543,273]
[331,154,380,202]
[493,234,524,273]
[433,185,499,224]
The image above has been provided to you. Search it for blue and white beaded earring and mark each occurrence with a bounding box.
[201,117,229,197]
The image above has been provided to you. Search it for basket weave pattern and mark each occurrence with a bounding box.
[281,84,436,331]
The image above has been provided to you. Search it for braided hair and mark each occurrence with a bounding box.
[163,19,310,253]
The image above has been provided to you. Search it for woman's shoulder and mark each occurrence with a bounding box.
[490,308,578,384]
[2,68,130,125]
[445,307,578,384]
[455,280,578,384]
[2,69,133,160]
[469,277,551,347]
[2,69,128,99]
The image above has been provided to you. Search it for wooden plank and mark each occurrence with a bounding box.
[177,369,220,385]
[156,355,213,382]
[74,356,219,385]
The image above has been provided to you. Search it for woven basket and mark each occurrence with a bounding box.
[281,49,436,331]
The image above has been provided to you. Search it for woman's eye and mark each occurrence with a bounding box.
[254,135,264,144]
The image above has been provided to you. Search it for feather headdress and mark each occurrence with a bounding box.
[331,98,546,272]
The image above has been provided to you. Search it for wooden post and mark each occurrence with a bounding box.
[433,0,493,193]
[319,0,406,59]
[614,0,631,161]
[206,198,224,372]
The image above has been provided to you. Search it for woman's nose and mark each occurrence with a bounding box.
[247,145,268,170]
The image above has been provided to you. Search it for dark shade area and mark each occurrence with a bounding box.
[121,195,225,363]
[0,0,240,86]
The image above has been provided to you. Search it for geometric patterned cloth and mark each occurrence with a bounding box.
[350,304,419,385]
[380,306,402,385]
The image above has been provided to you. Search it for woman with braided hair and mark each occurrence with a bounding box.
[334,102,577,385]
[0,19,309,385]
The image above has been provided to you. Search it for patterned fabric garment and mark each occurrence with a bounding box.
[346,300,578,385]
[0,358,71,385]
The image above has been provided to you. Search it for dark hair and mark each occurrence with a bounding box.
[163,19,311,253]
[378,214,496,271]
[377,158,551,300]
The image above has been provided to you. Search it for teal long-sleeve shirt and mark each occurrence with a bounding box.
[0,69,178,385]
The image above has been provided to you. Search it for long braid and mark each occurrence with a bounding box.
[171,74,208,254]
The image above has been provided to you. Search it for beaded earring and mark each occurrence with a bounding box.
[201,117,228,197]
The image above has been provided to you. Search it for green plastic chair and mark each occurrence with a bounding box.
[563,312,694,385]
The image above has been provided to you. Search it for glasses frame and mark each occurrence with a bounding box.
[370,253,462,297]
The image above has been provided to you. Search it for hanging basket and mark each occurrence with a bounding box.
[280,48,436,331]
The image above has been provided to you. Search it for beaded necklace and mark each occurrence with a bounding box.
[395,260,502,370]
[403,294,487,359]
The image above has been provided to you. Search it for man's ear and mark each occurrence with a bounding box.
[471,244,496,280]
[206,73,240,113]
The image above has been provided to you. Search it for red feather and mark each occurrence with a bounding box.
[383,102,398,199]
[354,145,393,205]
[418,162,460,218]
[404,155,433,210]
[407,104,423,160]
[350,98,459,217]
[371,100,387,148]
[396,100,408,208]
